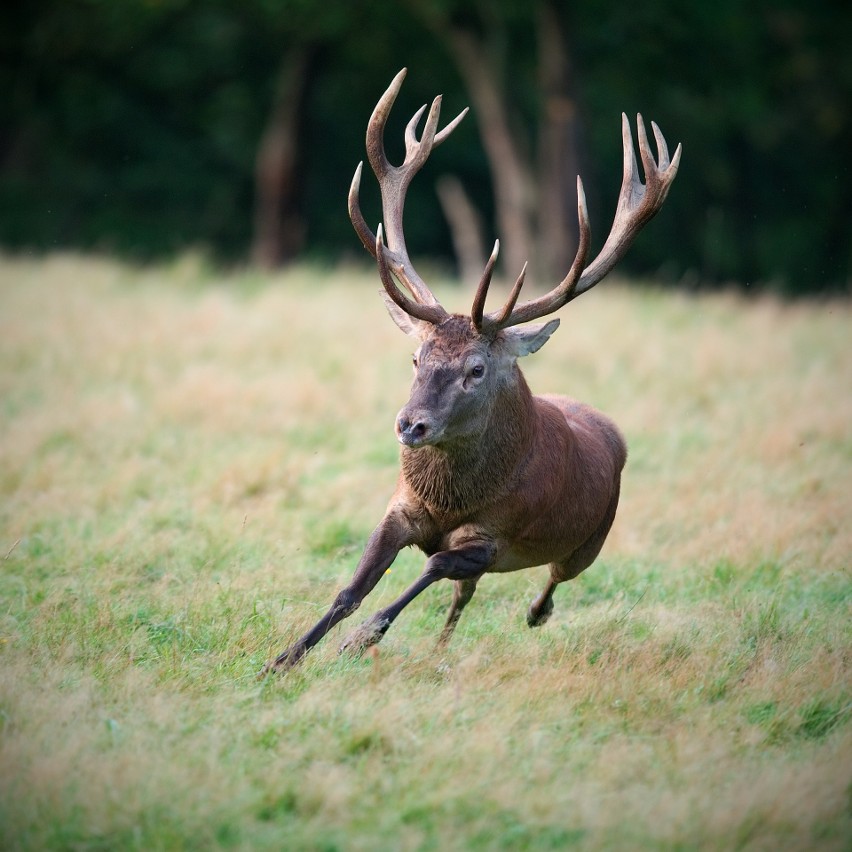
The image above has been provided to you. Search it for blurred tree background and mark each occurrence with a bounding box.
[1,0,849,293]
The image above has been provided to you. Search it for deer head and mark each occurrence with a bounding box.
[348,68,681,450]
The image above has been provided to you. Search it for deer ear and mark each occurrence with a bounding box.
[380,291,431,339]
[503,318,560,357]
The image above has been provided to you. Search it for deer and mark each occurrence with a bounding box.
[263,68,680,674]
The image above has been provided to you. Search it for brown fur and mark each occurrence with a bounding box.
[265,316,626,672]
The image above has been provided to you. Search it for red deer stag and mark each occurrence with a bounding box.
[264,68,680,673]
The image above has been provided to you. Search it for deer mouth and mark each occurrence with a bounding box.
[395,414,438,448]
[398,434,432,449]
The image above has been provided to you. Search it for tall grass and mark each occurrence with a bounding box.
[1,254,849,850]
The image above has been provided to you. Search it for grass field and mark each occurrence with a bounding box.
[1,254,850,850]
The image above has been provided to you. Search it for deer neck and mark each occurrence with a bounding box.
[400,370,537,516]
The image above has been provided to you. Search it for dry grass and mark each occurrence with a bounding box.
[0,254,850,850]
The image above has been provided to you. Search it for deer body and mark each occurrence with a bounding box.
[392,336,625,577]
[264,69,678,673]
[396,393,625,576]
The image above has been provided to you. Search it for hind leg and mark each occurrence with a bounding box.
[438,578,478,646]
[527,483,621,629]
[527,578,557,627]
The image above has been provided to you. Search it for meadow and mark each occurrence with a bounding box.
[0,254,849,850]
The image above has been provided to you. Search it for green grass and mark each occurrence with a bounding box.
[1,254,850,850]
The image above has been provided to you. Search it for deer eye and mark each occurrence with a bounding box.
[470,364,485,379]
[412,354,419,368]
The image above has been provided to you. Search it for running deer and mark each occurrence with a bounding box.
[264,68,680,673]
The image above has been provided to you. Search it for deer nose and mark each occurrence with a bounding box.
[396,414,428,446]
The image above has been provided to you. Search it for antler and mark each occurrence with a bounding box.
[375,225,449,325]
[349,68,468,316]
[475,113,681,334]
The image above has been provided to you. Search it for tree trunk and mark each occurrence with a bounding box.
[251,47,313,269]
[436,174,487,286]
[441,25,536,282]
[535,1,581,279]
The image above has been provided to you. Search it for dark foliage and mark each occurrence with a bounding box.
[1,0,848,292]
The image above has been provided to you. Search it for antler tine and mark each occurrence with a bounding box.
[405,98,441,171]
[470,240,499,331]
[435,107,469,146]
[573,113,681,297]
[491,262,529,328]
[376,225,449,325]
[651,119,670,169]
[486,114,680,330]
[348,162,374,255]
[348,68,468,316]
[404,104,428,153]
[365,68,407,180]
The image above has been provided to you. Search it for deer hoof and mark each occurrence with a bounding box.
[526,597,554,628]
[339,617,389,656]
[259,644,306,677]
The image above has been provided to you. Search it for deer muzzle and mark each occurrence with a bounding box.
[395,412,433,448]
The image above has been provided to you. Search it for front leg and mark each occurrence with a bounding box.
[262,511,416,674]
[339,540,495,656]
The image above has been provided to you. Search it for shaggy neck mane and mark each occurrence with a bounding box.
[401,368,537,515]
